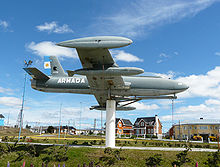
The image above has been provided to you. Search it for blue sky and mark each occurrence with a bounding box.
[1,0,220,132]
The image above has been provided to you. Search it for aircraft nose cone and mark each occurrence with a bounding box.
[177,82,189,90]
[56,41,70,47]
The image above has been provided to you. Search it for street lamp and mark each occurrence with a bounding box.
[18,60,32,142]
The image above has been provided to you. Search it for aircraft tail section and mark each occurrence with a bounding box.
[48,56,67,77]
[24,67,50,80]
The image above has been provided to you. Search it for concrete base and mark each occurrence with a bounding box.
[105,100,116,148]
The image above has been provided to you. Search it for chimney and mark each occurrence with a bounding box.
[155,115,159,135]
[200,118,203,120]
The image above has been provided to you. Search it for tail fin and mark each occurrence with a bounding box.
[44,56,67,77]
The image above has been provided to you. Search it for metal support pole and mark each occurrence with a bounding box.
[106,100,116,148]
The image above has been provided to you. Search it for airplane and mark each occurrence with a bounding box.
[24,36,188,111]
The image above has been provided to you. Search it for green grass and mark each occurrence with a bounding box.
[0,143,217,167]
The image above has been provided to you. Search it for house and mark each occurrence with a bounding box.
[133,115,162,139]
[170,118,220,142]
[0,114,5,126]
[53,126,76,134]
[116,118,133,137]
[31,125,76,134]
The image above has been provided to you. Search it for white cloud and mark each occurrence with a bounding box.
[157,53,170,63]
[145,70,176,79]
[0,97,21,107]
[36,21,73,34]
[111,50,143,62]
[176,66,220,99]
[177,104,215,113]
[0,86,13,94]
[93,0,217,37]
[161,98,220,122]
[27,41,78,58]
[215,52,220,56]
[129,102,159,110]
[205,99,220,106]
[0,20,9,29]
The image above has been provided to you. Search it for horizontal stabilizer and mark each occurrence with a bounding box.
[66,70,75,77]
[24,68,50,80]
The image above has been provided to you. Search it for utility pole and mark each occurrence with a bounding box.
[101,110,103,130]
[18,60,32,142]
[58,103,62,140]
[179,120,181,141]
[7,111,10,126]
[79,102,82,135]
[68,120,70,135]
[172,99,174,126]
[94,118,96,132]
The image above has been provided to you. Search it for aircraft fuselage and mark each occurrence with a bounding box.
[31,75,188,96]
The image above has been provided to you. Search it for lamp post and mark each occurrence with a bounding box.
[18,60,32,142]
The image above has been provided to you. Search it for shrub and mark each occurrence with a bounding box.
[82,141,91,146]
[90,140,97,145]
[130,135,136,139]
[151,135,158,139]
[146,154,162,167]
[204,150,220,167]
[72,140,78,145]
[98,147,125,166]
[2,136,9,141]
[171,147,191,167]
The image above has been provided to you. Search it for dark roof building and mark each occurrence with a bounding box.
[133,115,162,139]
[0,114,5,126]
[116,118,132,127]
[0,114,5,119]
[134,117,155,128]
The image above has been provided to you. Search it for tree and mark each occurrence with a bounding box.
[47,126,54,133]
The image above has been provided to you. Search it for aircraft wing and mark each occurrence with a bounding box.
[76,48,126,106]
[76,48,115,69]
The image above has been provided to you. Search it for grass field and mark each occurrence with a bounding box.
[0,143,218,167]
[0,128,220,166]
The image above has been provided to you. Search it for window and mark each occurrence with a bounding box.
[151,129,153,133]
[118,123,122,127]
[141,122,145,126]
[215,126,219,130]
[141,129,144,134]
[148,129,150,133]
[210,126,213,130]
[200,126,208,130]
[184,126,187,130]
[119,130,122,133]
[194,127,197,130]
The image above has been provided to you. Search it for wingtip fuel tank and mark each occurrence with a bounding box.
[56,36,133,49]
[67,67,144,77]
